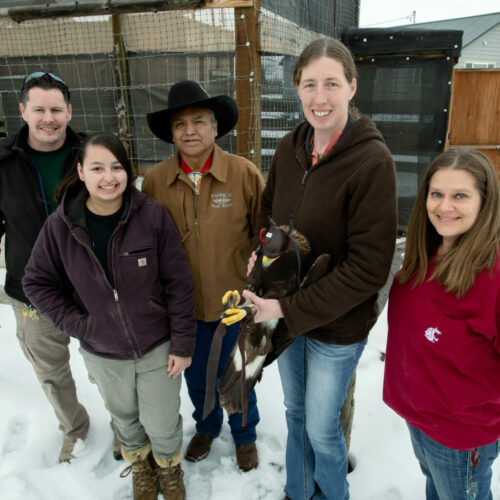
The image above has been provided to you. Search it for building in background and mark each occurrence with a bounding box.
[400,12,500,68]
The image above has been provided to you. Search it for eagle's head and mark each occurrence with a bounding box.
[259,222,311,269]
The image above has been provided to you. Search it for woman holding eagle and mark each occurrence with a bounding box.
[243,38,397,500]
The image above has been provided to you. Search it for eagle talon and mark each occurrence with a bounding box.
[221,307,247,326]
[222,289,241,309]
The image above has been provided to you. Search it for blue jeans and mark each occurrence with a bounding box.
[278,335,366,500]
[408,423,500,500]
[184,320,259,445]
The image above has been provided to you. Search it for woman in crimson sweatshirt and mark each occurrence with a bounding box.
[384,148,500,500]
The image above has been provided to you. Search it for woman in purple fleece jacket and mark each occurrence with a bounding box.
[23,133,195,500]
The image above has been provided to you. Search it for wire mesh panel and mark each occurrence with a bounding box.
[0,9,238,174]
[260,54,302,172]
[261,0,358,37]
[258,1,359,173]
[0,1,359,176]
[0,1,462,227]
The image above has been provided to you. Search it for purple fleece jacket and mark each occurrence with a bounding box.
[23,186,196,360]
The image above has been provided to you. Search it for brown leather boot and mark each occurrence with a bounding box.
[120,452,158,500]
[235,442,258,471]
[185,433,215,462]
[157,463,185,500]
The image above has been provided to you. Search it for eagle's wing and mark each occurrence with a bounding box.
[300,253,332,288]
[217,253,332,416]
[218,319,271,415]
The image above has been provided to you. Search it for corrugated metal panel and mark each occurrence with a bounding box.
[396,12,500,48]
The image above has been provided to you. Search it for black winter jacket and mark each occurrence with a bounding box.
[0,125,84,303]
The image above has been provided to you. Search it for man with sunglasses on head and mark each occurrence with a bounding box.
[0,71,90,462]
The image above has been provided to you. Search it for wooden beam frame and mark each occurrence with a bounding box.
[111,14,135,166]
[0,0,204,22]
[205,0,252,6]
[234,1,261,169]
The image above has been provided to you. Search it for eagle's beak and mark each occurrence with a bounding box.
[262,255,279,269]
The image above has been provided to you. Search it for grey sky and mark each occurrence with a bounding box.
[359,0,499,27]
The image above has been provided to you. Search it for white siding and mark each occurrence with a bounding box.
[457,24,500,67]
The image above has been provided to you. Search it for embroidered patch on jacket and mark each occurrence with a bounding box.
[138,257,147,267]
[424,327,442,343]
[211,193,232,208]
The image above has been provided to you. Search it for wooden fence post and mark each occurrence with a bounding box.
[234,0,261,169]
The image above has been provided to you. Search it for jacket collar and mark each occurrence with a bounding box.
[0,124,84,164]
[61,185,136,231]
[164,143,227,186]
[303,114,357,167]
[0,125,29,162]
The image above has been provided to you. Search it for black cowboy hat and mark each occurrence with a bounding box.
[146,80,238,144]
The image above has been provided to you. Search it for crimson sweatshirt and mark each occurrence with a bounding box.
[384,256,500,449]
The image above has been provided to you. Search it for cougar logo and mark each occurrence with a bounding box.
[424,327,442,343]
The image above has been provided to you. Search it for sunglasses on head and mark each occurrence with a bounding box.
[22,71,68,89]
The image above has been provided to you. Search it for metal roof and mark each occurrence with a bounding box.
[395,11,500,48]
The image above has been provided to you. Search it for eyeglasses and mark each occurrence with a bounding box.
[22,71,68,89]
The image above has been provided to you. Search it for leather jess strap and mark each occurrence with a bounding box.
[203,321,228,419]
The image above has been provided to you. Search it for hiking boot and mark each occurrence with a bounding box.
[157,463,185,500]
[235,442,258,471]
[185,433,215,462]
[120,452,158,500]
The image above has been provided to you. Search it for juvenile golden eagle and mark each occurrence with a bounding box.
[203,219,331,422]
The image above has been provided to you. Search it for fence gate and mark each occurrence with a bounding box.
[446,68,500,175]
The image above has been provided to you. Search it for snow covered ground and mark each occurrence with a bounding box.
[0,267,499,500]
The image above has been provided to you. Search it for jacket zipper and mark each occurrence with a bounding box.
[71,229,139,358]
[193,186,201,239]
[293,154,310,227]
[109,229,141,358]
[192,186,202,315]
[194,218,200,238]
[294,147,330,227]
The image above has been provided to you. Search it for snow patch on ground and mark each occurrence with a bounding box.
[0,268,499,499]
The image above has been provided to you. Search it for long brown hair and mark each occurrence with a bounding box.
[399,148,500,296]
[55,133,135,203]
[293,38,359,118]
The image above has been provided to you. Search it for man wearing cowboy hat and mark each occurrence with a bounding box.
[143,80,264,472]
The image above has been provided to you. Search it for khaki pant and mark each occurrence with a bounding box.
[12,300,89,439]
[80,341,183,461]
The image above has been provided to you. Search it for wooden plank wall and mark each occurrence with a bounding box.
[446,69,500,174]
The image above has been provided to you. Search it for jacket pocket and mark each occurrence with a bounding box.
[118,243,157,285]
[119,246,154,257]
[79,313,92,341]
[149,296,167,313]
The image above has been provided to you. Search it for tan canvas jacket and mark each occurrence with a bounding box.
[142,144,264,321]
